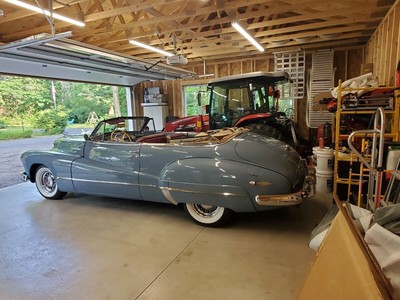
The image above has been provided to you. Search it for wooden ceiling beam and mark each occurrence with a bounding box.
[76,0,322,38]
[247,6,389,30]
[3,0,353,41]
[83,3,388,47]
[123,28,371,60]
[0,0,394,63]
[0,0,89,24]
[84,0,185,22]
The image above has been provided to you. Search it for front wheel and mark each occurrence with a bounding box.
[184,203,234,227]
[35,166,67,200]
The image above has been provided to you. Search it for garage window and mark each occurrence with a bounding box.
[183,85,208,116]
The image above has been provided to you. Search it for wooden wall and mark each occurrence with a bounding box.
[334,48,365,84]
[134,49,364,142]
[134,55,274,117]
[132,0,400,142]
[365,0,400,86]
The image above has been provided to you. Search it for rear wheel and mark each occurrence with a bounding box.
[35,166,67,200]
[184,203,234,227]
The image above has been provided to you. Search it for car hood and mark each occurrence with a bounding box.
[235,132,306,189]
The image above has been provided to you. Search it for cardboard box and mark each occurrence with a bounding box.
[297,201,392,299]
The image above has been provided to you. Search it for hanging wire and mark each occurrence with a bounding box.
[34,0,55,36]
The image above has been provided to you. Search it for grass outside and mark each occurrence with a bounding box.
[0,124,94,141]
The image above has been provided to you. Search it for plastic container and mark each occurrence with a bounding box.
[386,149,400,180]
[386,149,400,170]
[316,170,333,193]
[313,147,334,173]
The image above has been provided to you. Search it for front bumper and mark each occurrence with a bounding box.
[22,172,30,182]
[255,175,314,206]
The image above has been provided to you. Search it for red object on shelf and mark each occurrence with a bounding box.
[396,60,400,87]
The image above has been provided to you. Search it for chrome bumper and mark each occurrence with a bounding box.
[22,172,29,182]
[255,175,314,206]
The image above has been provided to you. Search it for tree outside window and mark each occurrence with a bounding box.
[183,85,208,116]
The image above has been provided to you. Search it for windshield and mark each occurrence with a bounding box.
[90,117,155,140]
[208,78,290,129]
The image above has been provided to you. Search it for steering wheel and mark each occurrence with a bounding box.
[225,108,239,120]
[111,130,133,142]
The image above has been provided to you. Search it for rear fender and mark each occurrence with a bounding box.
[159,158,252,212]
[158,158,292,212]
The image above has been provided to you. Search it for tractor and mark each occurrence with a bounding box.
[164,71,298,145]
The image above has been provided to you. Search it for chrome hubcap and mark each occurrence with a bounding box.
[41,171,56,193]
[193,204,219,218]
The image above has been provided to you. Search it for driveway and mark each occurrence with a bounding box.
[0,128,93,189]
[0,135,61,188]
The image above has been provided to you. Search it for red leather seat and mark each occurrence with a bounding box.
[136,133,168,143]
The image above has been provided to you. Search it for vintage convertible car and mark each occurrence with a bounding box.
[21,116,312,226]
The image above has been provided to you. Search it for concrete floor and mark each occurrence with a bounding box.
[0,183,332,300]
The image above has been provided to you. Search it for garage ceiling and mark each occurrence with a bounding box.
[0,0,396,64]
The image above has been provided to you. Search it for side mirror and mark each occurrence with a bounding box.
[83,134,89,141]
[197,92,202,106]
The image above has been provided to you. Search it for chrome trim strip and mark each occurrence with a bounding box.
[160,187,178,205]
[56,176,73,181]
[248,181,271,186]
[62,177,156,188]
[160,186,243,197]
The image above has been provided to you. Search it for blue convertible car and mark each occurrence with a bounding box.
[21,116,312,226]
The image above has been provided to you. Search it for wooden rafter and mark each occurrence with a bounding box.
[0,0,395,63]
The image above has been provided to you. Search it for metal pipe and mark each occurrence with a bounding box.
[347,108,386,210]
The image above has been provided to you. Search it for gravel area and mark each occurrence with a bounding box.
[0,135,60,189]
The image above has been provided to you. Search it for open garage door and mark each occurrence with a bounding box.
[0,31,195,86]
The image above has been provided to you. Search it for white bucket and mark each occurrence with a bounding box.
[386,149,400,170]
[313,147,334,173]
[316,170,333,193]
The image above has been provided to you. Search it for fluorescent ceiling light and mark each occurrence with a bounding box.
[129,40,174,57]
[4,0,85,27]
[232,21,264,52]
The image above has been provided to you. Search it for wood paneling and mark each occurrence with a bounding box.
[347,48,364,79]
[134,48,365,142]
[366,0,400,86]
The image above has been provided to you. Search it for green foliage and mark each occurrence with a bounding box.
[34,107,68,134]
[118,88,128,115]
[0,128,32,140]
[184,85,208,116]
[60,82,119,123]
[0,76,127,129]
[0,76,53,120]
[0,118,6,129]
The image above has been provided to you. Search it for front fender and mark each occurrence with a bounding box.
[21,150,78,192]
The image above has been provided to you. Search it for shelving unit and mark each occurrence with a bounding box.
[332,80,400,208]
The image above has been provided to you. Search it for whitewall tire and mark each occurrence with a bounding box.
[184,203,233,227]
[35,166,67,200]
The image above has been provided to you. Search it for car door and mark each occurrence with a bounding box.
[71,140,141,199]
